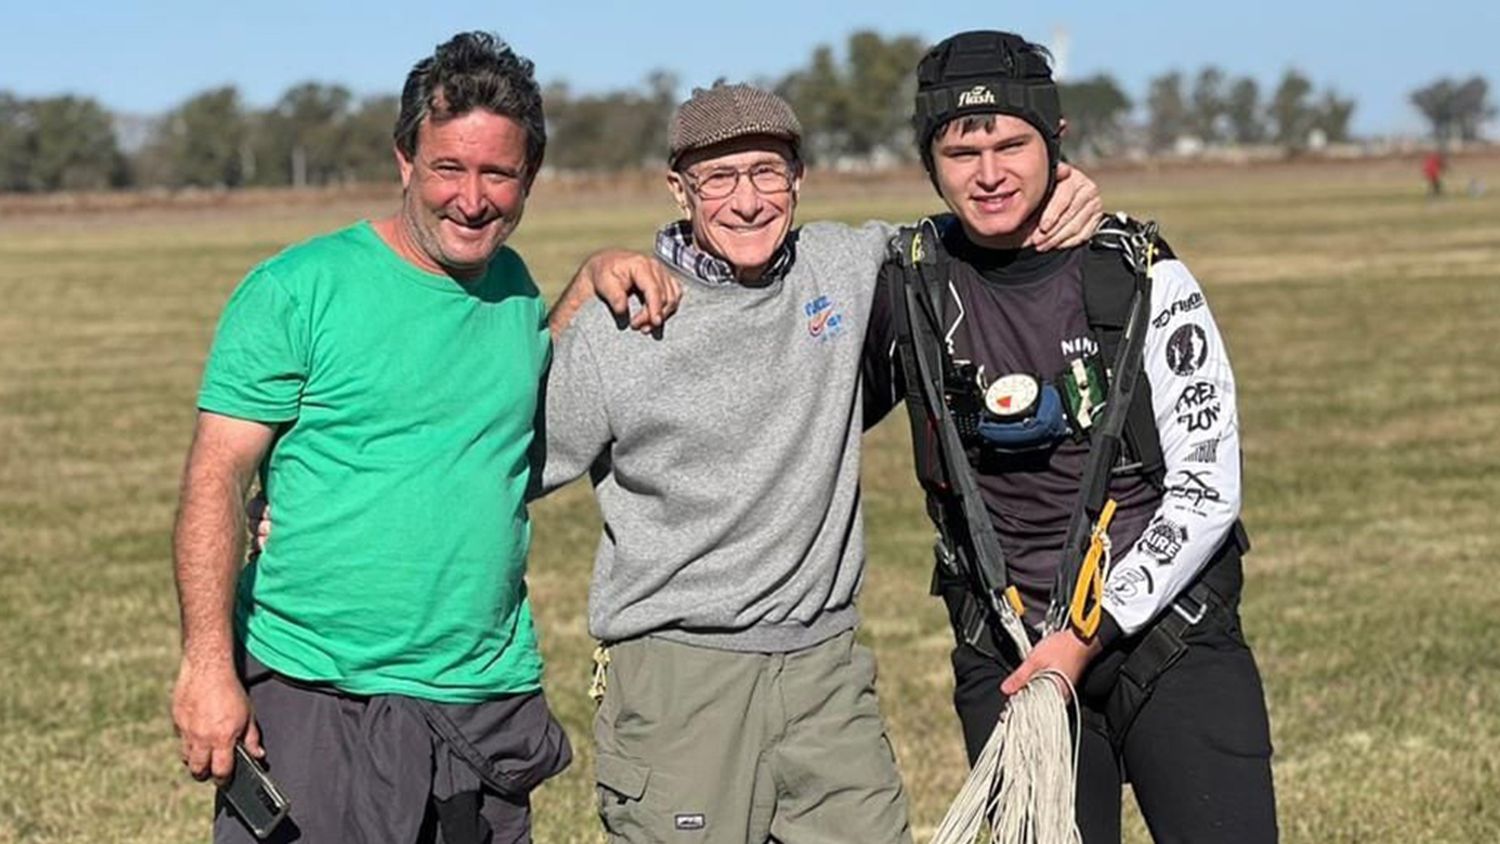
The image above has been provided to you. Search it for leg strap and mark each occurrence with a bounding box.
[1105,580,1219,750]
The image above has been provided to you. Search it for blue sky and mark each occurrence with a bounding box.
[6,1,1496,136]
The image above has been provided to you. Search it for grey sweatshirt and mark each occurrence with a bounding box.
[536,221,893,652]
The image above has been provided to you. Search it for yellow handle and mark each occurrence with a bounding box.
[1004,585,1026,618]
[1069,499,1118,639]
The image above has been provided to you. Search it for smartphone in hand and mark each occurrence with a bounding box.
[218,744,290,839]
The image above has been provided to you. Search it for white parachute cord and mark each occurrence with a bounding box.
[1097,532,1114,593]
[987,670,1082,844]
[930,601,1085,844]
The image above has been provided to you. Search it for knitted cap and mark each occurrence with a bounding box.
[668,82,802,168]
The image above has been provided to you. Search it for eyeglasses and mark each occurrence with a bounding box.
[683,162,796,200]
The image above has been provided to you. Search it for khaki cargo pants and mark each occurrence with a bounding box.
[592,629,912,843]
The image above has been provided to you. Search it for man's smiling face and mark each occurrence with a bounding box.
[396,106,532,279]
[667,136,801,282]
[931,113,1052,249]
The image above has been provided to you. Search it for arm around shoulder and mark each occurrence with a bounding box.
[550,248,682,337]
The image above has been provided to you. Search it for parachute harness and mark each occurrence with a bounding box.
[928,225,1158,844]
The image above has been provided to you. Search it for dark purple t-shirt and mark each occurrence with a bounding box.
[865,234,1159,619]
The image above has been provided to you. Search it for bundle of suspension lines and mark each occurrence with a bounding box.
[928,615,1084,844]
[930,506,1119,844]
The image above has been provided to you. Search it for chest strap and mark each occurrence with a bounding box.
[893,221,1029,652]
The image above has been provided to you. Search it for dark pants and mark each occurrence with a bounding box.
[214,653,571,844]
[949,586,1278,842]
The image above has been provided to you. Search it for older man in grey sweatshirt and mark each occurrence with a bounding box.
[536,82,1100,844]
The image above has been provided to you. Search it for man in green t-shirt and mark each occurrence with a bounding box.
[171,33,674,843]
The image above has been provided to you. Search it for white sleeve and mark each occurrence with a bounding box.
[1101,258,1242,635]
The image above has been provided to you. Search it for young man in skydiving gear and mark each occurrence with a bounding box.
[862,30,1278,842]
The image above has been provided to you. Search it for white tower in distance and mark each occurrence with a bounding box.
[1051,26,1071,83]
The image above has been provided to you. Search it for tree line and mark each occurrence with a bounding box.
[0,31,1493,192]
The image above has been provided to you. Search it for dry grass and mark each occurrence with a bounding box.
[2,159,1498,842]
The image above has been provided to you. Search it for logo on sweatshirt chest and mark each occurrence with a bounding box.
[803,295,846,342]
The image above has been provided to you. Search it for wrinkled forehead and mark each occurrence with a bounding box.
[676,135,797,173]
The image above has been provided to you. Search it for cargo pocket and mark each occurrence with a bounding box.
[596,751,652,837]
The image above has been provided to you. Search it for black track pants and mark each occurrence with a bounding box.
[950,604,1278,843]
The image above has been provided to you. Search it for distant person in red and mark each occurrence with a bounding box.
[1423,150,1446,197]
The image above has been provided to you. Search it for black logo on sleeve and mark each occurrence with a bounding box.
[1165,324,1209,375]
[1105,566,1156,603]
[1174,381,1222,432]
[1166,469,1223,511]
[1186,438,1221,463]
[1137,519,1189,564]
[1152,292,1205,328]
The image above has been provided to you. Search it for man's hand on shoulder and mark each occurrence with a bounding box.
[549,248,682,337]
[1027,162,1104,252]
[172,658,261,785]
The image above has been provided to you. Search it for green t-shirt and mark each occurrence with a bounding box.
[198,221,550,702]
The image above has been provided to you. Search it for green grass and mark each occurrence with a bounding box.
[2,159,1498,842]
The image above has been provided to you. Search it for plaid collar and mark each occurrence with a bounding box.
[654,220,797,287]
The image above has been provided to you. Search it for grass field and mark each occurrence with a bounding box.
[2,157,1498,842]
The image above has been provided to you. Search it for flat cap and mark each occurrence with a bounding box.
[668,82,802,168]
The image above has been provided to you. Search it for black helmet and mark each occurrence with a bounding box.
[913,31,1062,183]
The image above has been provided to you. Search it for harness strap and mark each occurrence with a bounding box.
[1082,246,1164,484]
[1046,227,1157,633]
[1102,577,1219,749]
[930,538,1004,659]
[957,582,996,655]
[903,280,1012,598]
[895,222,1025,647]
